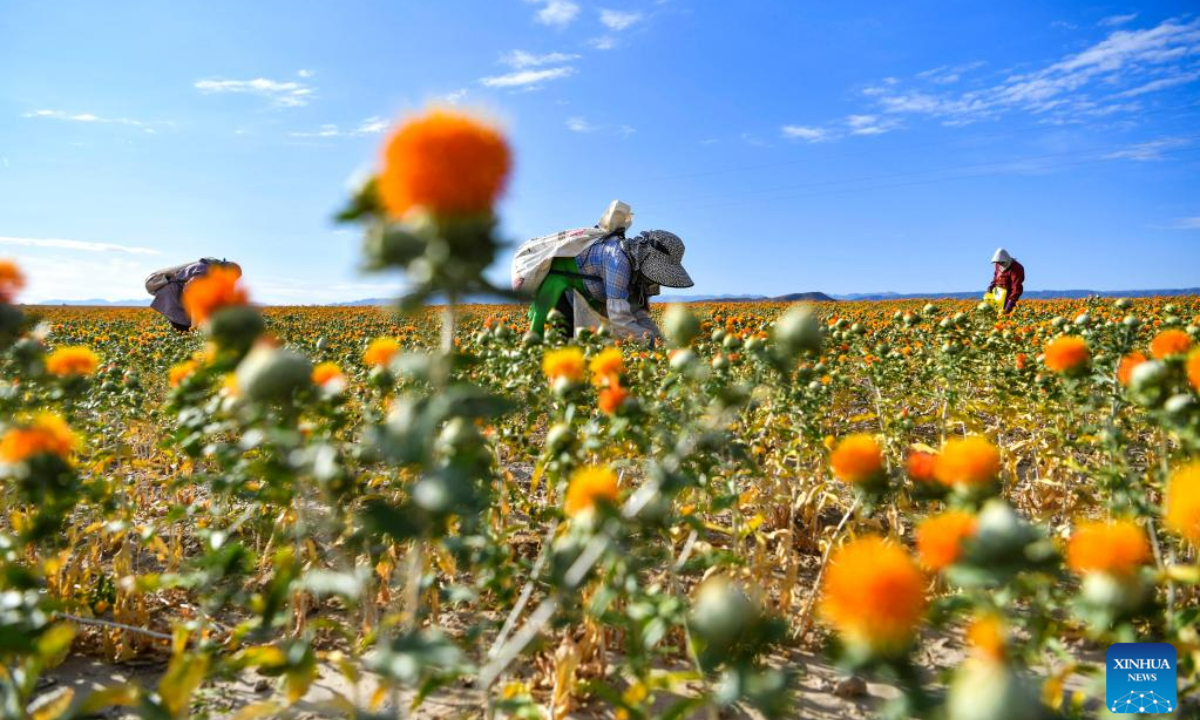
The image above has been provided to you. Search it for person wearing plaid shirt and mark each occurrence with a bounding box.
[573,235,663,342]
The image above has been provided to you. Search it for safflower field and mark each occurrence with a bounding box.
[1,110,1199,720]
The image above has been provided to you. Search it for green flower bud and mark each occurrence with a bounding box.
[236,346,313,403]
[947,660,1042,720]
[663,304,701,348]
[773,306,823,359]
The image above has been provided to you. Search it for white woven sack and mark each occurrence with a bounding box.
[510,227,607,294]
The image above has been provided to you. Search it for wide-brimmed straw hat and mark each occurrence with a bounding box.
[633,230,693,289]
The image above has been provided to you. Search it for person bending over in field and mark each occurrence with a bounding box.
[986,248,1024,314]
[527,210,694,344]
[145,258,241,332]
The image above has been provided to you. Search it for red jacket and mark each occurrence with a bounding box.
[988,259,1024,312]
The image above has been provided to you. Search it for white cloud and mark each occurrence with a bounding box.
[525,0,580,27]
[600,9,642,31]
[437,89,469,106]
[618,125,636,138]
[916,60,986,85]
[17,254,161,304]
[501,50,580,68]
[566,116,595,132]
[781,125,828,142]
[22,109,151,127]
[288,116,390,138]
[0,236,161,255]
[1099,13,1138,27]
[846,114,899,135]
[1104,137,1191,161]
[589,36,618,50]
[480,66,575,88]
[194,77,315,107]
[865,17,1200,126]
[297,69,314,78]
[1167,216,1200,229]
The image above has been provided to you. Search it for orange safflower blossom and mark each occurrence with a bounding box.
[830,434,884,485]
[1117,352,1147,387]
[312,362,345,388]
[364,338,401,368]
[564,466,620,517]
[181,266,248,325]
[916,511,977,571]
[0,259,25,303]
[906,449,937,484]
[589,347,624,387]
[0,414,76,464]
[1165,462,1200,546]
[168,360,199,388]
[934,436,1001,488]
[1043,335,1089,373]
[542,347,586,384]
[820,536,927,656]
[378,109,511,219]
[1188,349,1200,392]
[1066,519,1150,576]
[966,614,1008,662]
[1149,329,1191,359]
[598,384,628,415]
[45,346,100,377]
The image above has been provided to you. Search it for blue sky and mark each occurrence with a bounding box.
[2,0,1199,303]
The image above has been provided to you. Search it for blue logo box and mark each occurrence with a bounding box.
[1106,643,1177,714]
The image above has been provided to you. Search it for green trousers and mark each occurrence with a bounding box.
[528,257,603,337]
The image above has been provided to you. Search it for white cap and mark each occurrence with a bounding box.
[991,248,1012,265]
[598,200,634,233]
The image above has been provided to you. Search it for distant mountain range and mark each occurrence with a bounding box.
[26,287,1200,307]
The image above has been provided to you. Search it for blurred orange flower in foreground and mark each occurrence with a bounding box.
[565,466,620,517]
[312,361,345,387]
[1066,519,1150,576]
[45,346,100,377]
[182,266,248,325]
[543,347,585,384]
[1149,329,1191,359]
[169,360,198,388]
[364,338,400,368]
[598,384,628,415]
[589,347,624,386]
[820,536,926,656]
[1188,349,1200,392]
[1043,335,1089,374]
[934,436,1000,488]
[905,449,937,484]
[1117,352,1146,387]
[1165,463,1200,546]
[916,510,977,571]
[379,109,511,219]
[830,434,884,485]
[966,614,1007,662]
[0,260,25,303]
[0,414,76,463]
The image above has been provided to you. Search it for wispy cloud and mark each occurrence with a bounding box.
[618,125,636,138]
[1099,13,1138,27]
[480,66,575,88]
[194,77,315,107]
[297,69,315,78]
[865,17,1200,126]
[22,109,161,130]
[566,116,595,132]
[600,9,643,31]
[437,89,469,106]
[846,114,899,136]
[1167,216,1200,230]
[525,0,580,27]
[289,116,389,138]
[589,36,618,50]
[1104,137,1191,161]
[781,125,828,142]
[0,236,161,255]
[501,50,580,68]
[915,60,986,85]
